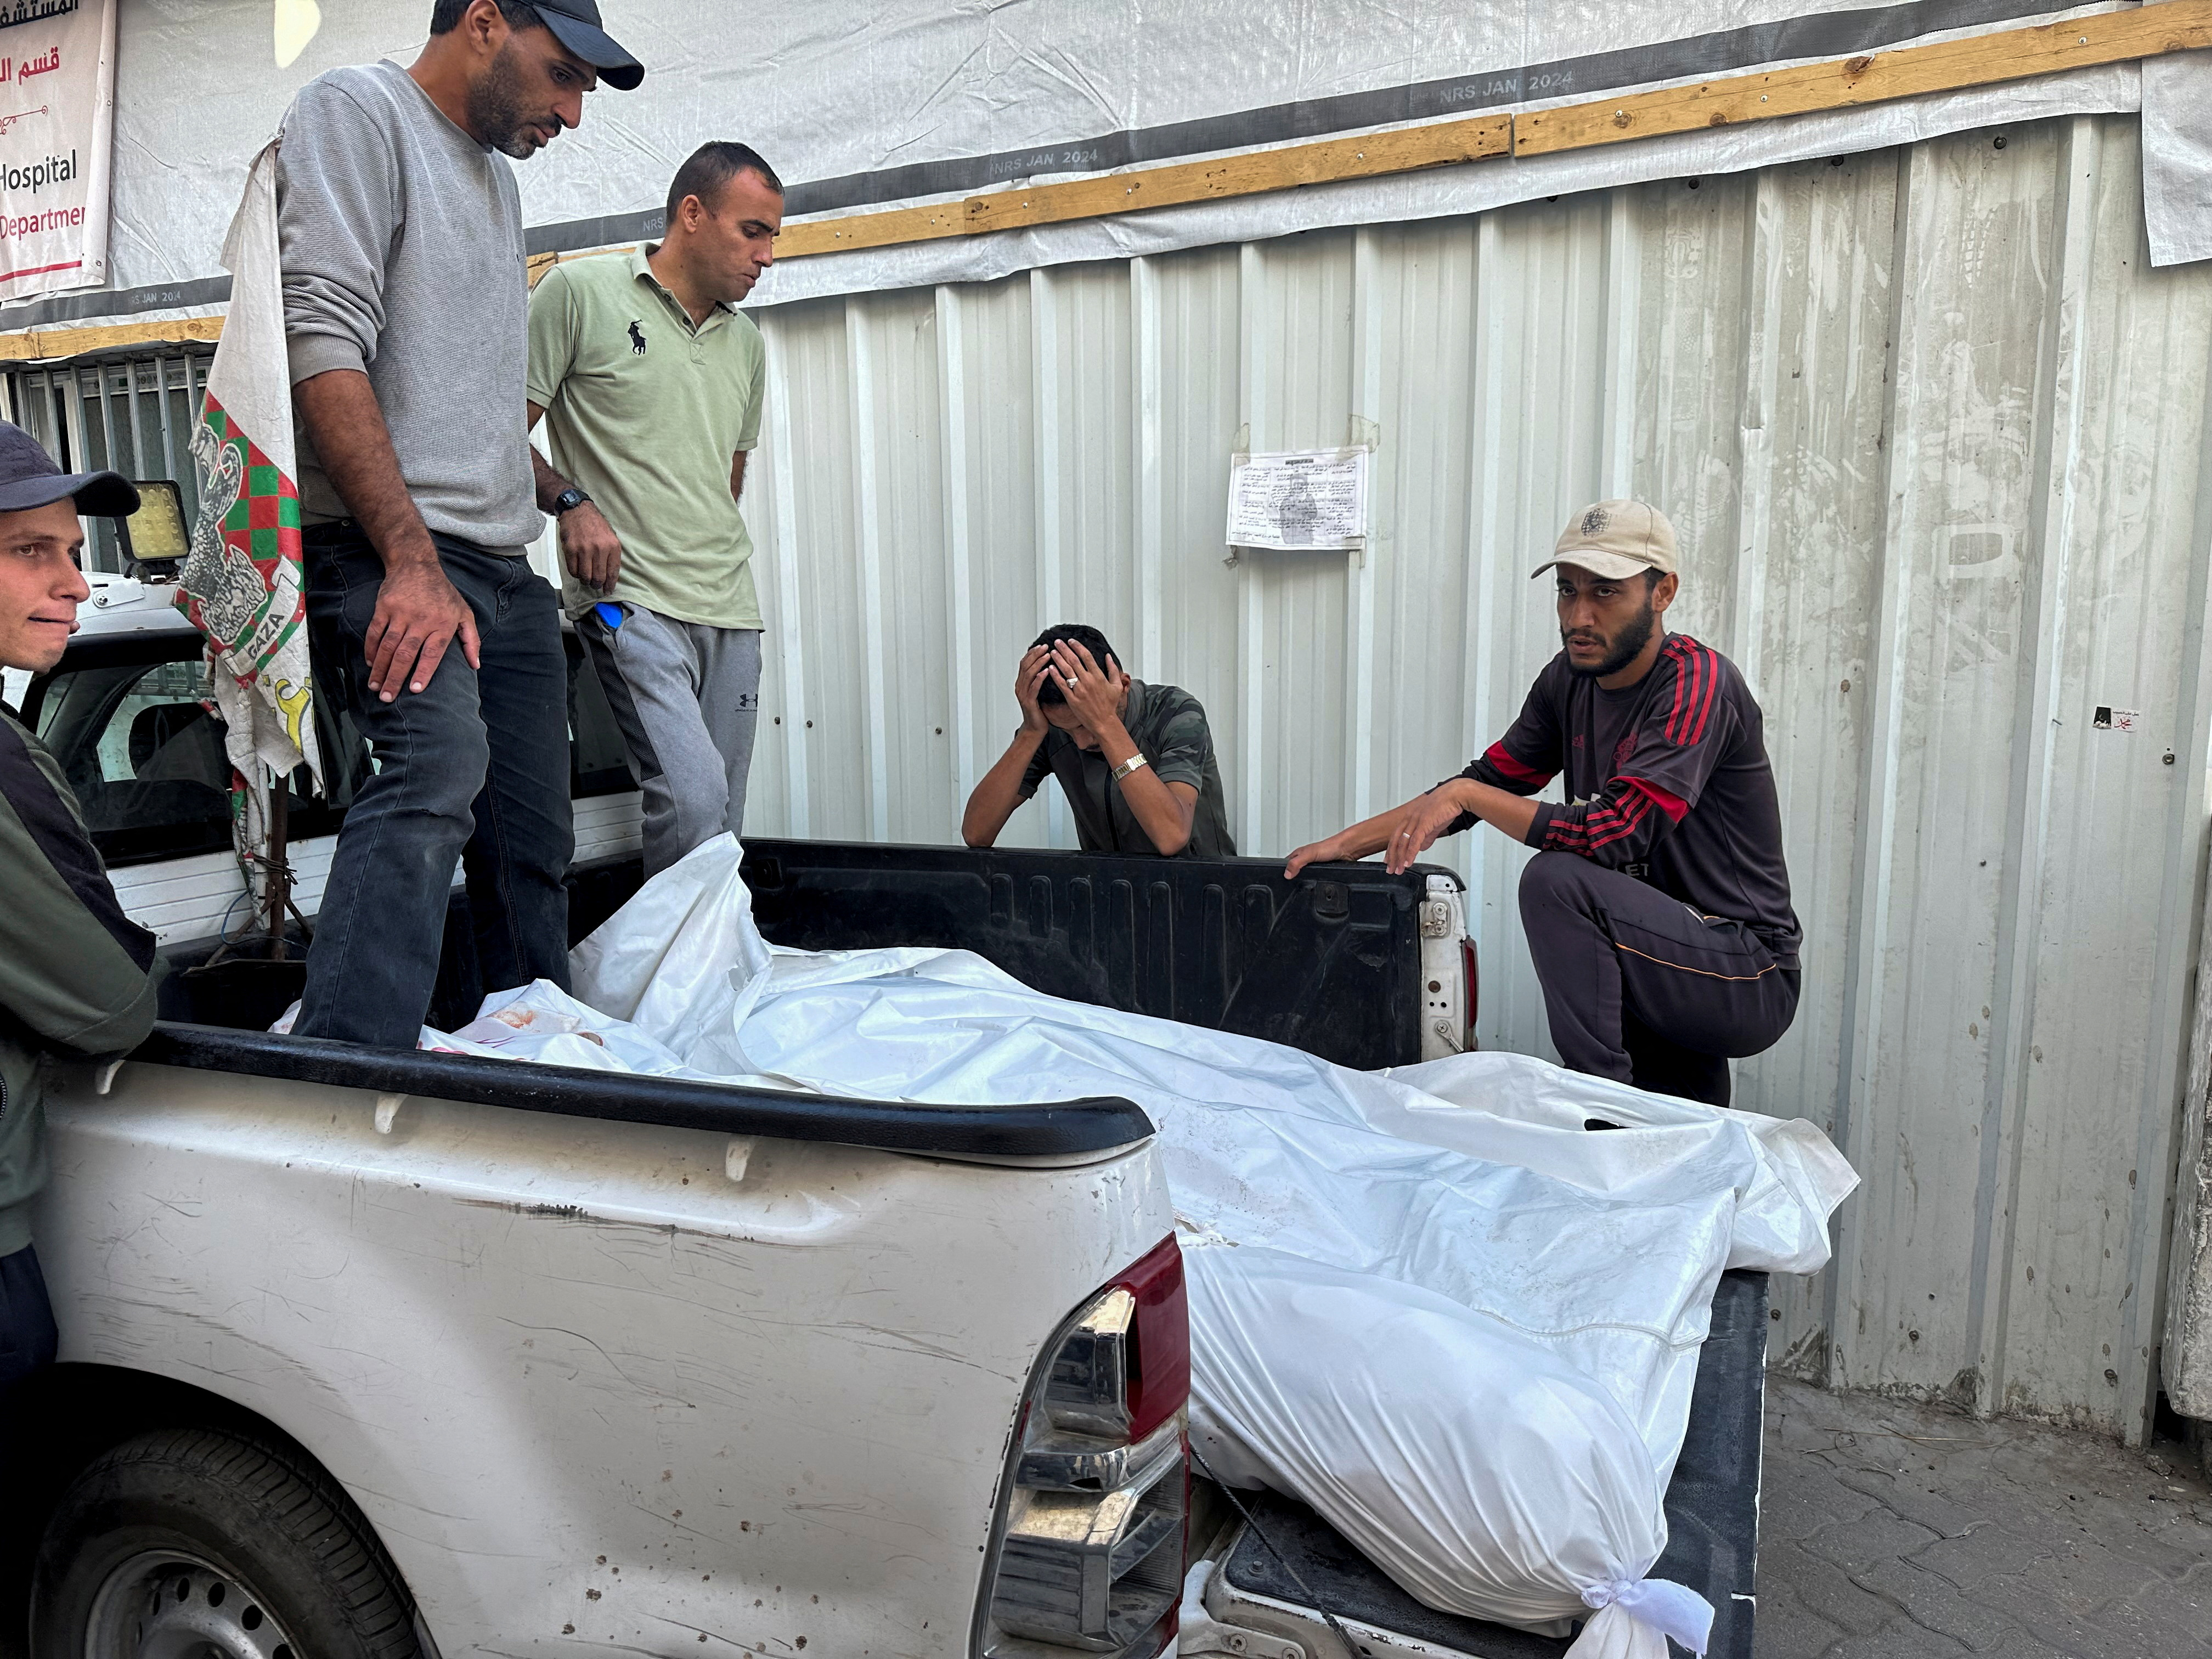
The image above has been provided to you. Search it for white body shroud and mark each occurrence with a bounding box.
[460,838,1855,1658]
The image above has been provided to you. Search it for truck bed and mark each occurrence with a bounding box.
[593,839,1457,1071]
[1204,1270,1768,1658]
[150,837,1760,1658]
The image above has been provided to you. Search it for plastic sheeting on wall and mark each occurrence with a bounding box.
[0,0,2157,328]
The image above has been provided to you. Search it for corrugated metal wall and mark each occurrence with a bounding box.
[725,112,2212,1438]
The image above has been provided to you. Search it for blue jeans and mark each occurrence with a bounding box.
[0,1244,55,1398]
[296,524,573,1047]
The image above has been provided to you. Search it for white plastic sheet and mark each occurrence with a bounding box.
[7,0,2157,325]
[2140,47,2212,266]
[407,838,1857,1654]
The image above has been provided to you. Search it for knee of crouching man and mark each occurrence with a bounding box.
[1517,849,1589,917]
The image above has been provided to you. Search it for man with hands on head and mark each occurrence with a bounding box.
[962,625,1234,859]
[1284,501,1801,1105]
[277,0,642,1048]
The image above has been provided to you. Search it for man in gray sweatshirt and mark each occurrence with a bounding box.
[277,1,641,1047]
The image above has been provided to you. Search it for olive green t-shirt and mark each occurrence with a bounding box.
[526,248,766,629]
[1018,680,1237,858]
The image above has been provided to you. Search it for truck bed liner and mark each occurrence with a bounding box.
[718,840,1447,1071]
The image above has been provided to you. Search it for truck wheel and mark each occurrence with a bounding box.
[31,1425,422,1659]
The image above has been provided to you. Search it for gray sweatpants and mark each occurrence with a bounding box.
[579,603,761,876]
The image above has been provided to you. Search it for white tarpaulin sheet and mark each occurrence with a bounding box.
[327,837,1857,1655]
[4,0,2197,330]
[2140,46,2212,264]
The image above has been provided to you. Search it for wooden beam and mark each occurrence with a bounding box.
[527,246,640,288]
[0,314,224,360]
[1516,0,2212,155]
[776,114,1513,259]
[957,117,1514,238]
[776,201,970,261]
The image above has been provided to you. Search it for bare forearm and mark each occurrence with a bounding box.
[1082,721,1190,854]
[731,451,748,503]
[1113,760,1195,854]
[532,447,578,512]
[1324,804,1410,864]
[962,729,1047,847]
[1440,777,1541,844]
[293,370,436,569]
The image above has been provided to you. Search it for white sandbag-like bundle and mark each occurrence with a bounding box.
[364,837,1855,1656]
[1189,1248,1714,1658]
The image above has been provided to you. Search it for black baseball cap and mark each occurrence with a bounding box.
[533,0,643,91]
[0,420,137,517]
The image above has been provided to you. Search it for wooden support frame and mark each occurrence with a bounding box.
[9,0,2212,354]
[1515,1,2212,155]
[0,314,223,362]
[775,115,1515,258]
[782,0,2212,258]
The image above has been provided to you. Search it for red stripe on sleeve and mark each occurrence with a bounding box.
[1621,776,1690,823]
[1587,792,1654,850]
[1670,641,1705,744]
[1543,814,1589,851]
[1685,645,1722,744]
[1483,741,1556,787]
[1663,644,1692,743]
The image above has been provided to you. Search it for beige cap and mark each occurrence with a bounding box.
[1530,499,1680,581]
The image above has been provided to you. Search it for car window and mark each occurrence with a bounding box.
[28,630,636,865]
[29,646,354,865]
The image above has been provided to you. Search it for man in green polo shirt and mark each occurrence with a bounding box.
[526,140,781,874]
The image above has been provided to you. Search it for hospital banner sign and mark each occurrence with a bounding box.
[0,0,112,300]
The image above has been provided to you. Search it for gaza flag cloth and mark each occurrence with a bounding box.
[173,140,321,792]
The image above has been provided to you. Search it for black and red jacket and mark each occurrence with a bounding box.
[1440,634,1802,965]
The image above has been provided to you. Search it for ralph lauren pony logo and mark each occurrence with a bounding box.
[628,320,647,354]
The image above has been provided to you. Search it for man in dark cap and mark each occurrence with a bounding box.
[0,424,161,1400]
[276,1,642,1047]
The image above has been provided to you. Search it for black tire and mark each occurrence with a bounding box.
[31,1425,422,1659]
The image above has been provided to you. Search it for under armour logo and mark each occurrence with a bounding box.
[1581,506,1609,536]
[628,320,647,354]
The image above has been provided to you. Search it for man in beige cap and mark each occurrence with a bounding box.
[1284,500,1800,1104]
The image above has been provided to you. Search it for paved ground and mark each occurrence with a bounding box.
[1758,1376,2212,1657]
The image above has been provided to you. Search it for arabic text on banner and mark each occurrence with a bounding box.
[0,0,113,302]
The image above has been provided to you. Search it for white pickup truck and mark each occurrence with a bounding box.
[4,583,1520,1659]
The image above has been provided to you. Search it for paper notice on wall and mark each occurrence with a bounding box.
[1227,448,1370,551]
[0,0,113,301]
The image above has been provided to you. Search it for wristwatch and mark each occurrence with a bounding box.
[552,487,592,517]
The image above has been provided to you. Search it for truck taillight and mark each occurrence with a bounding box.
[979,1236,1188,1659]
[1462,936,1480,1049]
